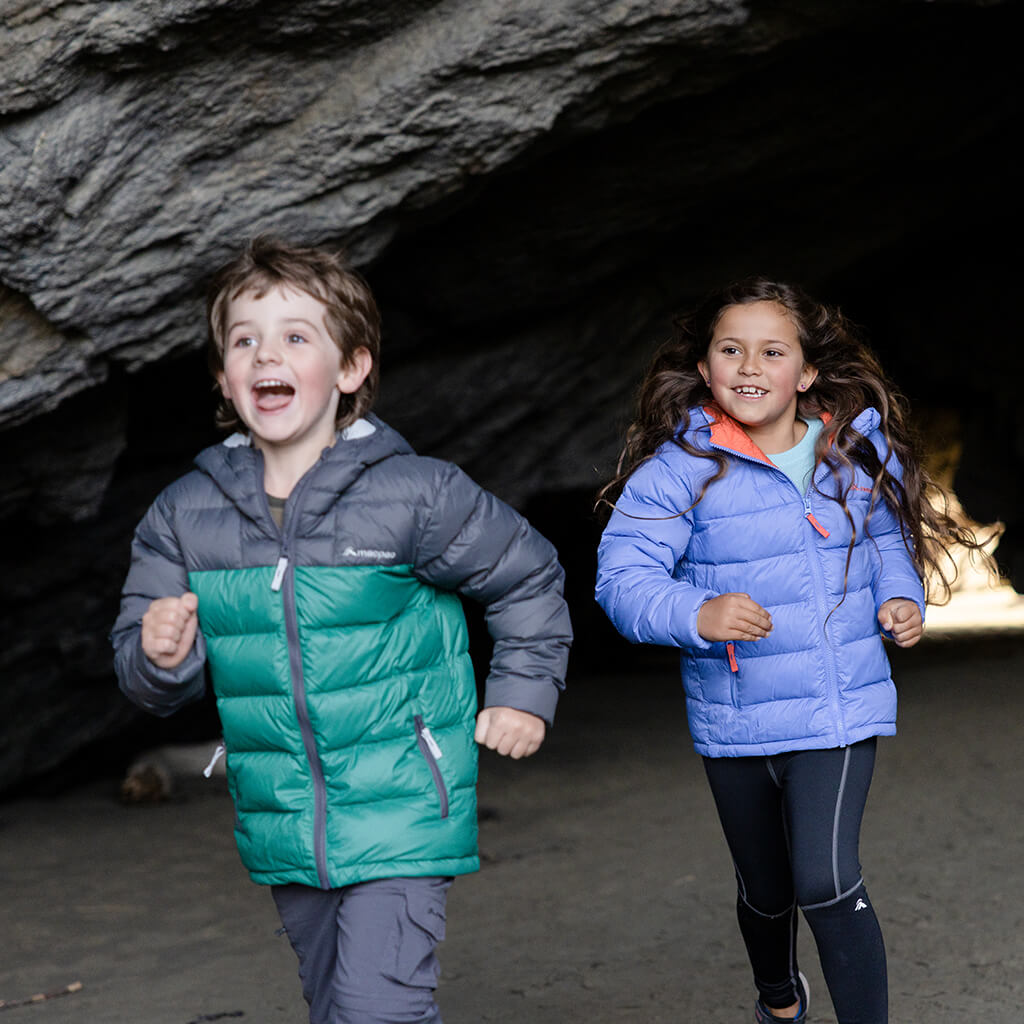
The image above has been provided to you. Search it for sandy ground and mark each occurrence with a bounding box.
[1,627,1022,1024]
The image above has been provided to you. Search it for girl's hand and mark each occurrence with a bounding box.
[141,592,199,668]
[878,598,923,647]
[474,706,546,759]
[697,593,772,642]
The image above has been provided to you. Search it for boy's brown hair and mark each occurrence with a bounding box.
[206,236,381,432]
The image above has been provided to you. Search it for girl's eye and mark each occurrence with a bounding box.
[232,335,255,348]
[287,333,306,344]
[764,348,782,358]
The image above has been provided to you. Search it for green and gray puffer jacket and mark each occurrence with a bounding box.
[112,415,571,889]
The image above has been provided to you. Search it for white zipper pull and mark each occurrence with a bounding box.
[203,742,226,778]
[271,555,289,591]
[421,727,443,760]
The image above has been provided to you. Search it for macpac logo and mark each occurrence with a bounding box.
[854,898,868,912]
[342,546,397,560]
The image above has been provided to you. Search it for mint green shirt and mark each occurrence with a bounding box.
[770,417,823,496]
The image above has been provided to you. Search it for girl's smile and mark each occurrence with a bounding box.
[698,300,817,454]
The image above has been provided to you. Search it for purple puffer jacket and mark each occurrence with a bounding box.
[596,407,925,757]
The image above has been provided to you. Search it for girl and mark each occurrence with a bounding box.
[595,278,982,1024]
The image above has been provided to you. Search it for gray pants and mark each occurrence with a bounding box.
[272,876,452,1024]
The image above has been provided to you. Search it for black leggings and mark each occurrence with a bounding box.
[703,739,887,1024]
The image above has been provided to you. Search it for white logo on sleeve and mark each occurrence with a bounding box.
[854,898,868,911]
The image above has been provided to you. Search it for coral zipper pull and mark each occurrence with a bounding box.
[271,556,289,591]
[726,642,739,673]
[806,512,830,537]
[804,503,830,537]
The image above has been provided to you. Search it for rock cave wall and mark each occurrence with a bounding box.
[1,0,1020,793]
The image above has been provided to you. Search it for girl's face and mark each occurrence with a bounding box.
[698,300,817,454]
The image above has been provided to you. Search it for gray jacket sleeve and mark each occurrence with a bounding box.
[413,461,572,725]
[110,491,208,717]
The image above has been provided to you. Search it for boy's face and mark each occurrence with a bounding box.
[218,285,370,460]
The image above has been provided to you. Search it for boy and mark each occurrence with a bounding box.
[111,237,572,1024]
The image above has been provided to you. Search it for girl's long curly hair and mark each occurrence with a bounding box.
[597,277,987,603]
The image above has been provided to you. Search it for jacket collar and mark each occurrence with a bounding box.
[696,405,850,464]
[193,413,415,527]
[701,406,771,464]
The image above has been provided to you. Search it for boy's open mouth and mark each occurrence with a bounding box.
[253,379,295,411]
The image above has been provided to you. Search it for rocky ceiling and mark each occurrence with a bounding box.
[1,0,1020,793]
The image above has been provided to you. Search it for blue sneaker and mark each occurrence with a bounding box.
[754,971,809,1023]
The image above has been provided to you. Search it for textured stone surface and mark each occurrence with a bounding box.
[0,0,1020,792]
[0,0,748,420]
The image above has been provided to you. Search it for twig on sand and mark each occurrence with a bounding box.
[0,980,83,1011]
[185,1013,245,1023]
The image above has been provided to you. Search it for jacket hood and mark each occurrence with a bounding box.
[193,413,415,529]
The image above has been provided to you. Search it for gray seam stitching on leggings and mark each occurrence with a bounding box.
[787,904,798,992]
[734,756,784,912]
[832,745,851,898]
[733,862,749,906]
[800,877,864,911]
[736,890,796,919]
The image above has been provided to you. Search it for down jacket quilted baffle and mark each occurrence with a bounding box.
[113,415,571,888]
[596,407,924,758]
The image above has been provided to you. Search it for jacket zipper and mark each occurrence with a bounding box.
[725,641,739,708]
[414,715,450,819]
[800,493,848,746]
[268,473,332,888]
[709,439,848,743]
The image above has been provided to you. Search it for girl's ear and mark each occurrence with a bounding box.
[337,346,373,395]
[216,371,232,400]
[697,359,710,385]
[799,364,818,391]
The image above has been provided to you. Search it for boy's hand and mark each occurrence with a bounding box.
[474,706,545,760]
[697,593,772,642]
[141,592,199,669]
[878,598,923,648]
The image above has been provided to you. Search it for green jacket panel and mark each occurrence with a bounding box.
[190,562,479,888]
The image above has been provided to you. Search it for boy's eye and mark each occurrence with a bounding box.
[232,335,256,348]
